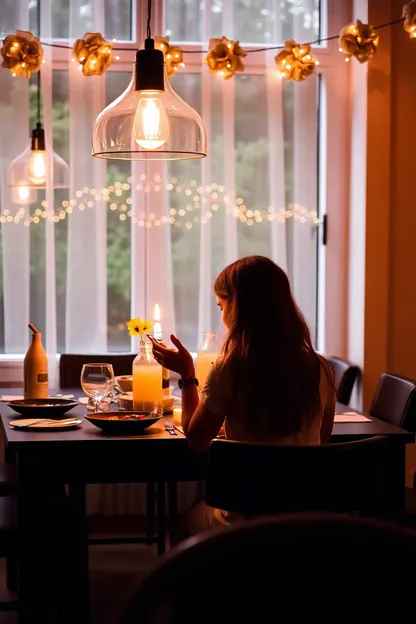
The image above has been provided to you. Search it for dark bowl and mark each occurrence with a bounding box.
[85,411,162,435]
[6,398,78,418]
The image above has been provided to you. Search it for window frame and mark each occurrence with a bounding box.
[47,0,352,355]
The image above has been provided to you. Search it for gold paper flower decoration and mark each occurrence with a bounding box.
[339,20,379,63]
[205,36,246,79]
[154,36,184,78]
[274,40,318,82]
[126,318,153,338]
[73,32,113,76]
[1,30,44,78]
[403,1,416,38]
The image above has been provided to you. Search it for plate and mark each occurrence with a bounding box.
[7,398,78,418]
[10,418,82,430]
[85,411,162,435]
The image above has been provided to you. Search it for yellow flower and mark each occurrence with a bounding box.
[126,318,153,337]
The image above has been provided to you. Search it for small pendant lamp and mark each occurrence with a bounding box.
[7,3,69,197]
[92,0,206,161]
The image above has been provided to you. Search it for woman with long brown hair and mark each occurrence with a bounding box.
[150,256,335,529]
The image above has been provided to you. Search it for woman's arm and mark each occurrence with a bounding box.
[149,335,225,451]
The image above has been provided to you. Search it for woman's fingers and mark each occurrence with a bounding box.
[170,334,185,351]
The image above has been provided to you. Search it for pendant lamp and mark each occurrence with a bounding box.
[7,3,69,196]
[92,1,206,161]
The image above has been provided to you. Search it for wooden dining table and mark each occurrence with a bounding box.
[0,392,414,623]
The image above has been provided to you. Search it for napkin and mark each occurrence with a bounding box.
[334,412,371,423]
[1,394,75,401]
[78,397,89,405]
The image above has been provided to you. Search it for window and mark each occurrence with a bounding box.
[165,0,321,44]
[0,0,350,356]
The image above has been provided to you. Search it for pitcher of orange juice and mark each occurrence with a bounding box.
[196,332,219,390]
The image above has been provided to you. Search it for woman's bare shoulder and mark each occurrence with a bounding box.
[316,353,335,382]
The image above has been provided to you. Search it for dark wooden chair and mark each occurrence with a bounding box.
[121,513,416,623]
[59,354,158,549]
[369,372,416,431]
[0,497,18,611]
[205,436,399,516]
[59,353,136,388]
[327,355,360,405]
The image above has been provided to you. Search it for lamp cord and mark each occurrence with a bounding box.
[147,0,152,39]
[37,0,41,125]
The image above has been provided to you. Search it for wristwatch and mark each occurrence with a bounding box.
[178,377,199,390]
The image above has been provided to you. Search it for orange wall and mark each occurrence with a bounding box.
[360,0,416,408]
[388,1,416,380]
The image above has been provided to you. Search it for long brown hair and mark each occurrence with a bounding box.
[214,256,321,437]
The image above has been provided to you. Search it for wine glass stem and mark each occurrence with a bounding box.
[95,399,99,412]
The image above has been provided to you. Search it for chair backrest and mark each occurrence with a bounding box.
[205,436,398,516]
[327,355,360,405]
[369,372,416,431]
[121,513,416,623]
[59,353,135,388]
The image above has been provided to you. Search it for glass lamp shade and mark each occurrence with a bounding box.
[92,64,207,161]
[7,143,70,189]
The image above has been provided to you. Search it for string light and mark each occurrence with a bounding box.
[339,20,379,63]
[3,176,318,229]
[275,40,318,81]
[72,32,113,75]
[403,1,416,37]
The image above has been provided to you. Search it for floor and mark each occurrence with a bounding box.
[0,515,162,624]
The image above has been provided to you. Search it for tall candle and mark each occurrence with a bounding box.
[153,303,162,340]
[153,303,170,395]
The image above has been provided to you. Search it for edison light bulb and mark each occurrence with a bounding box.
[11,184,36,205]
[28,150,47,185]
[133,92,169,150]
[18,186,30,202]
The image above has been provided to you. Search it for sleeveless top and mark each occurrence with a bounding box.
[200,354,333,446]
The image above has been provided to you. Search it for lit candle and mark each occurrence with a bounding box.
[173,407,182,426]
[153,303,162,340]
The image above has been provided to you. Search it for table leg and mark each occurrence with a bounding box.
[17,460,62,622]
[65,483,89,624]
[156,481,166,556]
[167,482,178,546]
[146,482,156,537]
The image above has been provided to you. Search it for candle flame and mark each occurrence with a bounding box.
[154,303,161,322]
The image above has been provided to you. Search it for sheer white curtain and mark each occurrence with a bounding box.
[0,0,318,515]
[0,2,30,356]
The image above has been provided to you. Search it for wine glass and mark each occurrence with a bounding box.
[81,363,115,412]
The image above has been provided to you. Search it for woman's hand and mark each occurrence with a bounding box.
[149,334,195,379]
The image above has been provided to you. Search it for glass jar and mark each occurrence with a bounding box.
[196,331,219,389]
[132,341,162,414]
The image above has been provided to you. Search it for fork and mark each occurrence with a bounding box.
[19,417,78,427]
[163,420,177,436]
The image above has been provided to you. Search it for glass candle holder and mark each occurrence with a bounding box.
[132,341,162,414]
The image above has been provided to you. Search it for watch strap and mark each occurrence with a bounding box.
[178,377,199,389]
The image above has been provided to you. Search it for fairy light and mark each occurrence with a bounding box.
[1,177,318,228]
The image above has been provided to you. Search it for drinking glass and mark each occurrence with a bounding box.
[81,363,115,412]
